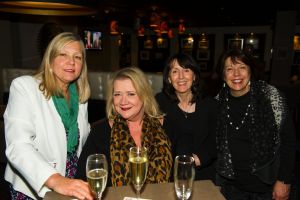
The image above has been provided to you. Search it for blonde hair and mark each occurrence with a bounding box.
[106,67,163,119]
[34,32,90,103]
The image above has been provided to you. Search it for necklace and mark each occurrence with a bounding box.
[225,97,251,130]
[181,110,189,118]
[179,102,194,119]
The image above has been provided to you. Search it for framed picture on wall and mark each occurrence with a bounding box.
[198,40,209,49]
[228,38,244,50]
[181,48,193,55]
[140,50,150,60]
[197,49,210,60]
[144,39,153,49]
[199,62,208,70]
[157,38,168,48]
[245,38,259,49]
[294,35,300,51]
[181,37,194,49]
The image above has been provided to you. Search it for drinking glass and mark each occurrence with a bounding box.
[86,154,108,200]
[129,146,148,199]
[174,155,195,200]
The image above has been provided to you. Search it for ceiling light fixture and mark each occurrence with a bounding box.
[0,0,97,16]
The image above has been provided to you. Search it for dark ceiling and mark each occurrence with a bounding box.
[0,0,299,28]
[94,0,300,28]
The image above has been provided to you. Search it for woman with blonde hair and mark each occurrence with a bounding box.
[76,67,173,187]
[4,32,93,200]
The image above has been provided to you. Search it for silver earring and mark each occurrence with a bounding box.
[248,80,251,86]
[223,83,226,88]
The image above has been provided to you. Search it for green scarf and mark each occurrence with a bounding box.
[52,83,79,153]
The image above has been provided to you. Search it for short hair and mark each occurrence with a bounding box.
[216,49,257,81]
[162,53,203,103]
[34,32,90,103]
[106,67,163,120]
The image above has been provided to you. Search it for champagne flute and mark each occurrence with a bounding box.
[174,155,195,200]
[86,154,108,200]
[129,146,148,200]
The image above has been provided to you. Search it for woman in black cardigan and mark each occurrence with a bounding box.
[156,53,217,182]
[215,49,296,200]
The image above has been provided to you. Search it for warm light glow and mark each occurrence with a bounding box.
[178,19,185,34]
[0,0,97,16]
[150,11,161,28]
[160,21,168,34]
[137,25,145,37]
[110,20,119,35]
[0,1,82,8]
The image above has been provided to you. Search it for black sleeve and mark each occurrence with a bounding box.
[155,92,169,113]
[76,119,111,181]
[195,98,218,168]
[277,110,297,184]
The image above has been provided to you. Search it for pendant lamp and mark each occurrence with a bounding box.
[0,0,97,16]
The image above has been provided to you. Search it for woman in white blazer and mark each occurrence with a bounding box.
[4,32,93,200]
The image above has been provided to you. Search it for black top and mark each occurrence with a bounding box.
[155,92,217,181]
[225,92,296,192]
[75,119,113,186]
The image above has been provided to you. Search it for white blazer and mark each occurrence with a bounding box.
[4,76,90,199]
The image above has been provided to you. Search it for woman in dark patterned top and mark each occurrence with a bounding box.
[76,67,172,187]
[155,53,217,182]
[215,49,296,200]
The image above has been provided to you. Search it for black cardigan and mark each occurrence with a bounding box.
[76,119,113,186]
[155,92,218,181]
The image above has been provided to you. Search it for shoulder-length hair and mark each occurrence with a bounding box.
[216,49,258,81]
[34,32,90,103]
[106,67,163,120]
[162,53,203,104]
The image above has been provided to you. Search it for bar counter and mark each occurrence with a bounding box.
[44,180,225,200]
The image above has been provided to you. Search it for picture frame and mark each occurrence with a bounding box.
[144,39,153,49]
[197,49,210,60]
[245,38,259,49]
[83,30,103,50]
[228,38,244,50]
[181,37,194,49]
[140,50,150,60]
[294,35,300,51]
[157,38,168,48]
[181,48,193,55]
[293,52,300,64]
[199,62,208,70]
[198,40,209,49]
[154,52,164,59]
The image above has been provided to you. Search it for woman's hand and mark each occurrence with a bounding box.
[45,173,94,200]
[272,180,290,200]
[192,153,201,167]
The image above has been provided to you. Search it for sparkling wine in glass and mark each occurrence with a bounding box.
[129,146,148,199]
[174,155,195,200]
[86,154,108,200]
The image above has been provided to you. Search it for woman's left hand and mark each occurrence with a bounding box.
[272,180,290,200]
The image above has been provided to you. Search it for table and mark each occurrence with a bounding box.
[44,180,225,200]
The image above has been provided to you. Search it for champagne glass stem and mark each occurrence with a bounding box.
[136,189,140,200]
[96,192,102,200]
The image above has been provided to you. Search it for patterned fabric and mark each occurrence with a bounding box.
[215,80,287,180]
[9,184,35,200]
[65,128,80,178]
[65,151,79,178]
[109,114,173,187]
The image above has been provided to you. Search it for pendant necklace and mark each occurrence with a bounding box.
[226,97,251,131]
[179,102,193,119]
[182,110,188,118]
